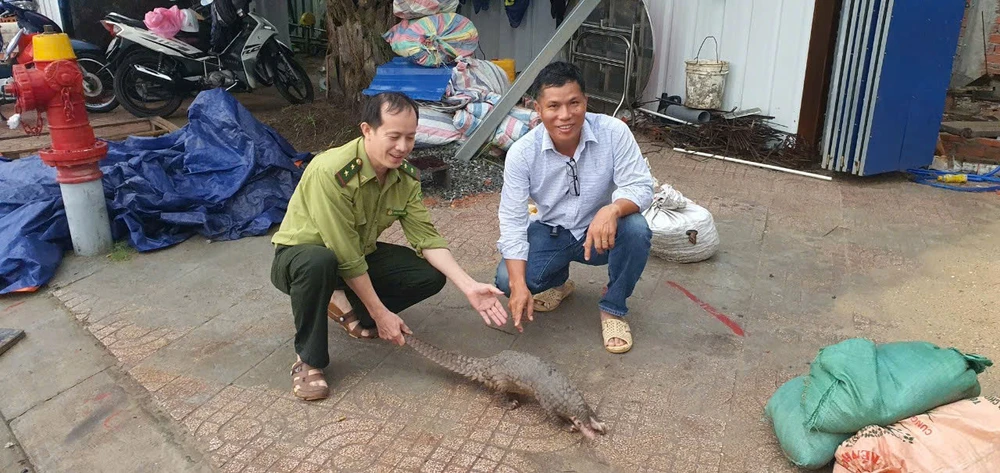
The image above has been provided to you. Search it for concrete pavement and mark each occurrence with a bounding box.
[2,136,999,472]
[0,292,213,473]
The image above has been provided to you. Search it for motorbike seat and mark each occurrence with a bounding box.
[106,13,147,30]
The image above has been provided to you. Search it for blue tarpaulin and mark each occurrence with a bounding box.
[362,57,453,102]
[0,88,309,295]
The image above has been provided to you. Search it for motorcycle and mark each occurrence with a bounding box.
[0,0,119,113]
[101,0,313,118]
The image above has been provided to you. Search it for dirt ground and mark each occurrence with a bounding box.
[256,98,362,155]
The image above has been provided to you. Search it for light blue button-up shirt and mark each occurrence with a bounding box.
[497,112,654,261]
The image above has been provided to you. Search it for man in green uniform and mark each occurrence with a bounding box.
[270,92,508,401]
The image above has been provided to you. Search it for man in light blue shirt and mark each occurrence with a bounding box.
[495,61,654,354]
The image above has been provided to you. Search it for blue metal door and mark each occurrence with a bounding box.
[821,0,965,176]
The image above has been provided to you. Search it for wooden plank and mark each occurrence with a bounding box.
[0,328,25,357]
[149,116,181,132]
[940,121,1000,138]
[0,118,176,159]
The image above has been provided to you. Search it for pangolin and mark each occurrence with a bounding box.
[406,335,606,439]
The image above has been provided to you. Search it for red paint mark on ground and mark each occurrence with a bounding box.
[666,281,745,337]
[103,410,123,430]
[94,392,111,402]
[3,300,25,312]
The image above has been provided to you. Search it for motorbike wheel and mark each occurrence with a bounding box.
[271,47,314,105]
[113,51,185,119]
[76,50,119,113]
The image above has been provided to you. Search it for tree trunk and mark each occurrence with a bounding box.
[326,0,396,102]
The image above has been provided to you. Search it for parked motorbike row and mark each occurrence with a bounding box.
[0,0,313,119]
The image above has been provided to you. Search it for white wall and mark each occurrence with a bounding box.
[37,0,63,29]
[460,0,563,72]
[644,0,816,132]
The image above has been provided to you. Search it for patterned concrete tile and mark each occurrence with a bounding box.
[44,145,1000,473]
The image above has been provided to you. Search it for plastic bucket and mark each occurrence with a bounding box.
[491,58,516,85]
[684,36,729,110]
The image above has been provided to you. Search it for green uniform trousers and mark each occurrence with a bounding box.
[270,242,446,368]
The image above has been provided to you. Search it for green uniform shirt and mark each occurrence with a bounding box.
[271,137,448,279]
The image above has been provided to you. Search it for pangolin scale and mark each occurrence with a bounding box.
[406,335,606,439]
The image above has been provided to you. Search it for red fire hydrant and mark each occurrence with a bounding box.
[5,29,112,257]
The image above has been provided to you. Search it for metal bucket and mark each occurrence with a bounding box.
[684,36,729,110]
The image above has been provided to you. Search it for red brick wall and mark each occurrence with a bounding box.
[989,11,1000,75]
[940,133,1000,164]
[952,0,1000,81]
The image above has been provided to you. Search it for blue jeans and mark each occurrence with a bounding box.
[494,213,652,317]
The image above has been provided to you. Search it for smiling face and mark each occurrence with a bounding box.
[534,80,588,156]
[360,103,417,176]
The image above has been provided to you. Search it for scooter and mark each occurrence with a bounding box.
[0,0,119,113]
[101,0,312,118]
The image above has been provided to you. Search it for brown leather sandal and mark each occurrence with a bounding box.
[328,303,378,339]
[291,361,329,401]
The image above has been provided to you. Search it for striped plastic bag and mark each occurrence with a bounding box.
[383,13,479,67]
[492,106,540,151]
[453,94,500,136]
[393,0,460,19]
[415,107,463,148]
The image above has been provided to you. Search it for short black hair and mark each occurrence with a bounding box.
[529,61,587,99]
[361,92,420,129]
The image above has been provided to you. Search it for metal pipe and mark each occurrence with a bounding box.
[580,22,634,35]
[636,107,694,125]
[673,148,833,181]
[572,52,627,68]
[59,179,113,256]
[638,105,709,124]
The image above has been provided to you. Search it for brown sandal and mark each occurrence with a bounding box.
[291,361,329,401]
[328,303,378,339]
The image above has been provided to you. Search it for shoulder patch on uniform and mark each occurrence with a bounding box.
[399,160,420,180]
[335,157,364,187]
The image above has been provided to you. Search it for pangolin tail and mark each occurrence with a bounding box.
[407,335,483,380]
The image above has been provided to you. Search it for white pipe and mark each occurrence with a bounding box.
[673,147,833,181]
[59,179,113,256]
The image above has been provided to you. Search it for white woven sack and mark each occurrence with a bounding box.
[642,184,719,263]
[393,0,460,19]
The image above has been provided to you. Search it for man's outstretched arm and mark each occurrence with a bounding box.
[398,186,508,327]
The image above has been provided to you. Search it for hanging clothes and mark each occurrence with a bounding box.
[459,0,492,14]
[550,0,567,26]
[505,0,530,28]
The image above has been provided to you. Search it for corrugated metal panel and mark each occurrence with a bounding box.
[644,0,815,132]
[36,0,63,29]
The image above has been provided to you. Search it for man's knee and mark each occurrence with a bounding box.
[494,261,511,295]
[292,246,339,288]
[410,264,446,296]
[494,259,554,295]
[427,268,447,293]
[618,213,652,246]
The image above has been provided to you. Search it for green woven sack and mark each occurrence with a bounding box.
[802,338,992,434]
[765,376,850,470]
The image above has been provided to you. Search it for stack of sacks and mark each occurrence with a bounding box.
[416,57,541,150]
[765,338,992,470]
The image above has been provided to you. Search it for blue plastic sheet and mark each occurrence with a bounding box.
[0,89,309,295]
[363,57,453,102]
